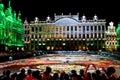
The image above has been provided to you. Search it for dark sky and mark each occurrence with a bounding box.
[2,0,120,26]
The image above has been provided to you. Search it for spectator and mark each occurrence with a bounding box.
[1,70,11,80]
[78,69,84,80]
[70,70,78,80]
[42,66,52,80]
[0,70,6,80]
[17,68,26,80]
[53,73,59,80]
[106,67,119,80]
[24,69,33,80]
[60,70,66,80]
[64,73,70,80]
[32,71,38,80]
[10,72,17,80]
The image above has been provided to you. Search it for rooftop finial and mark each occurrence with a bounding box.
[54,13,56,16]
[93,14,98,21]
[24,17,28,24]
[35,17,39,23]
[109,21,114,27]
[0,0,2,3]
[62,13,63,15]
[77,12,79,16]
[8,0,11,7]
[81,14,86,22]
[69,12,71,15]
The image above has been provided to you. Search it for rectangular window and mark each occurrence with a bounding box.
[63,26,65,31]
[98,26,101,31]
[75,26,77,31]
[79,26,81,31]
[35,27,38,33]
[67,34,69,38]
[83,26,85,32]
[32,35,34,38]
[28,31,29,34]
[39,34,41,38]
[79,34,81,38]
[87,34,89,38]
[39,27,41,31]
[35,35,37,39]
[56,27,58,32]
[91,33,93,38]
[95,33,97,38]
[83,34,85,38]
[71,26,73,31]
[75,34,77,38]
[32,27,34,32]
[102,26,104,30]
[87,26,89,31]
[67,26,69,31]
[99,33,101,38]
[28,37,29,41]
[91,26,93,31]
[71,34,73,38]
[95,26,97,31]
[103,33,104,38]
[60,27,62,32]
[25,31,27,34]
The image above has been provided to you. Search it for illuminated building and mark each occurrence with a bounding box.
[116,23,120,50]
[24,13,106,51]
[105,22,117,51]
[0,0,24,51]
[24,19,30,51]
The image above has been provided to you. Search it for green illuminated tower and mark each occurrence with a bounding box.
[0,0,6,51]
[116,23,120,50]
[0,0,24,51]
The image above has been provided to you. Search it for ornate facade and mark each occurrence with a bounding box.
[24,13,106,51]
[105,22,117,51]
[0,0,24,51]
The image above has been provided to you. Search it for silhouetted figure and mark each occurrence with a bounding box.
[23,69,33,80]
[42,66,52,80]
[106,67,119,80]
[78,69,84,80]
[10,72,17,80]
[0,70,6,80]
[71,70,78,80]
[1,70,11,80]
[53,73,59,80]
[17,68,26,80]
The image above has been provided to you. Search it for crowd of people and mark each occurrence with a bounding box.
[0,51,34,62]
[0,65,120,80]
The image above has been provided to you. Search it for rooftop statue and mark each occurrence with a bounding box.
[5,0,12,17]
[17,11,22,23]
[13,11,17,20]
[0,0,5,23]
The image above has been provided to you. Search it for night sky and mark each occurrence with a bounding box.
[2,0,120,26]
